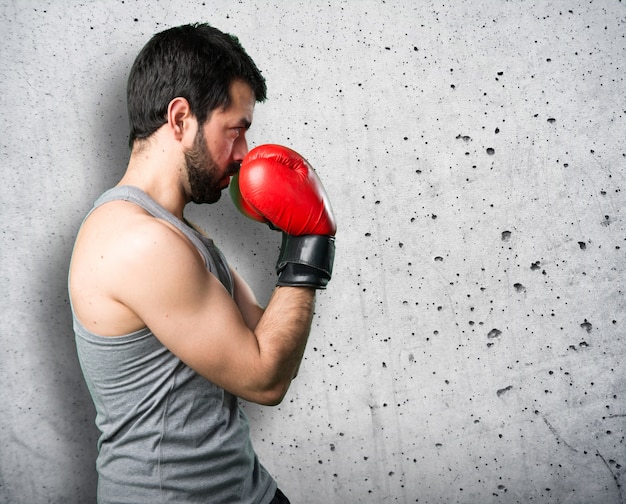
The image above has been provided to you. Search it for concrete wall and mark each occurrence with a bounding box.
[1,1,624,502]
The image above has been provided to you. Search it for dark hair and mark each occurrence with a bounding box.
[126,23,267,148]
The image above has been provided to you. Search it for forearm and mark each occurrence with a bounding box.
[252,286,316,403]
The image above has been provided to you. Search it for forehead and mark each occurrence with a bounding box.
[223,79,255,119]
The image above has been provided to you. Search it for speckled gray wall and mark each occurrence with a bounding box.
[1,1,624,503]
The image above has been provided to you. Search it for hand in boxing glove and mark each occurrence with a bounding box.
[230,144,336,289]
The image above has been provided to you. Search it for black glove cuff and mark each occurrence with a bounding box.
[276,234,335,289]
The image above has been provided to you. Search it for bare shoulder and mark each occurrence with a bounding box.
[69,199,205,336]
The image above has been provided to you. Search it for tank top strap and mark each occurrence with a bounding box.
[92,185,233,295]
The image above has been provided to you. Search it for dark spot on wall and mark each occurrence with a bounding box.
[497,386,513,397]
[501,230,512,241]
[568,341,590,351]
[580,319,592,332]
[578,241,587,250]
[513,283,526,293]
[488,328,502,339]
[486,147,495,155]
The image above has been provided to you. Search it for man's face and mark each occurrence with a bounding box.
[184,80,255,205]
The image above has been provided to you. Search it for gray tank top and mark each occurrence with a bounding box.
[71,186,276,504]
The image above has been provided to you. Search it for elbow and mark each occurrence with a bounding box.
[240,357,302,406]
[257,394,284,407]
[252,380,291,406]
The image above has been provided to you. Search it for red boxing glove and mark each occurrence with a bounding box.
[232,144,336,236]
[229,173,267,224]
[231,144,336,288]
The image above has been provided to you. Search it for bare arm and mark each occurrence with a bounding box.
[71,198,322,406]
[109,219,315,406]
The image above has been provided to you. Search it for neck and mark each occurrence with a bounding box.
[118,136,189,219]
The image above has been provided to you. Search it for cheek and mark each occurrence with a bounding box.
[205,130,234,164]
[211,140,232,165]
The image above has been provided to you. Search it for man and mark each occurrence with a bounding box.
[68,23,335,503]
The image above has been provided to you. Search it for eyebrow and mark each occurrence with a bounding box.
[236,118,252,130]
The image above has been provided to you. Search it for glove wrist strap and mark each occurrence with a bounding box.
[276,234,335,289]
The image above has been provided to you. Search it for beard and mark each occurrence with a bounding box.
[184,126,238,205]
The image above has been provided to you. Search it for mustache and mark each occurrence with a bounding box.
[227,162,241,176]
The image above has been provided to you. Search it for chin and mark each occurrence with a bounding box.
[190,190,221,205]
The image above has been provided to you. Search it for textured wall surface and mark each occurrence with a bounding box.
[1,1,624,503]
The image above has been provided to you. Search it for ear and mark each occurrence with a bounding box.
[166,97,196,142]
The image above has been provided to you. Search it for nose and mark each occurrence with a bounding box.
[232,135,249,163]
